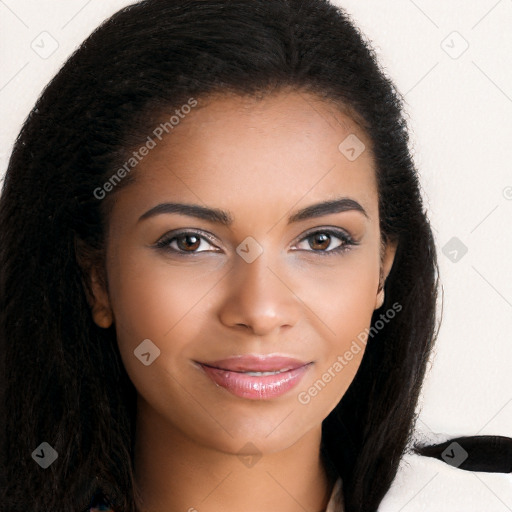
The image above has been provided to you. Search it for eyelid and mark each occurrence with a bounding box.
[154,228,221,251]
[293,225,355,244]
[154,226,358,255]
[291,226,357,253]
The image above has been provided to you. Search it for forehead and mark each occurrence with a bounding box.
[112,91,379,225]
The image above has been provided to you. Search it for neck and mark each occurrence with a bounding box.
[133,398,334,512]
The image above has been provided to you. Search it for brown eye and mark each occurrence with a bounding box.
[293,228,356,256]
[176,234,201,252]
[155,230,220,255]
[308,233,331,251]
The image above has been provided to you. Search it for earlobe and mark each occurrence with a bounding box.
[92,307,113,328]
[374,286,385,310]
[374,238,398,310]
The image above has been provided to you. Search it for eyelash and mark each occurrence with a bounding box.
[154,228,358,257]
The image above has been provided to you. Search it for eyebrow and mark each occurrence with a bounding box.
[138,197,368,225]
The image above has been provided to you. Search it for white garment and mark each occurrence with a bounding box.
[325,477,343,512]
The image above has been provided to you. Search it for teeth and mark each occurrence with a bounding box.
[243,370,288,376]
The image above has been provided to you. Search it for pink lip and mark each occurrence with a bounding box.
[197,355,312,400]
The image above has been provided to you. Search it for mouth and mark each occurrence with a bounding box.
[196,355,313,400]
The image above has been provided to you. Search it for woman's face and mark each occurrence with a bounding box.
[91,91,396,455]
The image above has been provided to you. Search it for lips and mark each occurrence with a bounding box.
[197,355,312,400]
[201,355,308,373]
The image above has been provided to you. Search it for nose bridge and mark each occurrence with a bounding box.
[218,246,299,334]
[237,251,278,299]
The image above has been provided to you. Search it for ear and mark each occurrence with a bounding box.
[89,266,114,329]
[74,238,113,328]
[375,237,398,310]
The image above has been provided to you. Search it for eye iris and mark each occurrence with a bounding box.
[177,234,201,251]
[309,233,330,251]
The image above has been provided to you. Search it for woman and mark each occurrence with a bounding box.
[1,1,509,511]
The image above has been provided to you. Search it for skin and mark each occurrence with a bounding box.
[90,91,397,512]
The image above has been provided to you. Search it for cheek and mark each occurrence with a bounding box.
[290,252,379,405]
[291,249,379,333]
[104,260,212,434]
[109,245,379,337]
[105,246,228,393]
[106,240,379,408]
[107,239,217,332]
[100,242,381,451]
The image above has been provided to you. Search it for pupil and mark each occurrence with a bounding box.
[311,233,330,250]
[179,235,200,251]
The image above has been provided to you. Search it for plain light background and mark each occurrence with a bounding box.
[1,1,511,510]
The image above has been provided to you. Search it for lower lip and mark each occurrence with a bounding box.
[199,363,312,400]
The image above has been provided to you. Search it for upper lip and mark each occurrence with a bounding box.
[198,355,310,372]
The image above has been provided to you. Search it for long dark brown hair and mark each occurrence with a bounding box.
[2,1,507,511]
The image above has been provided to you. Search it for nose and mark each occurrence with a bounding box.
[217,252,300,336]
